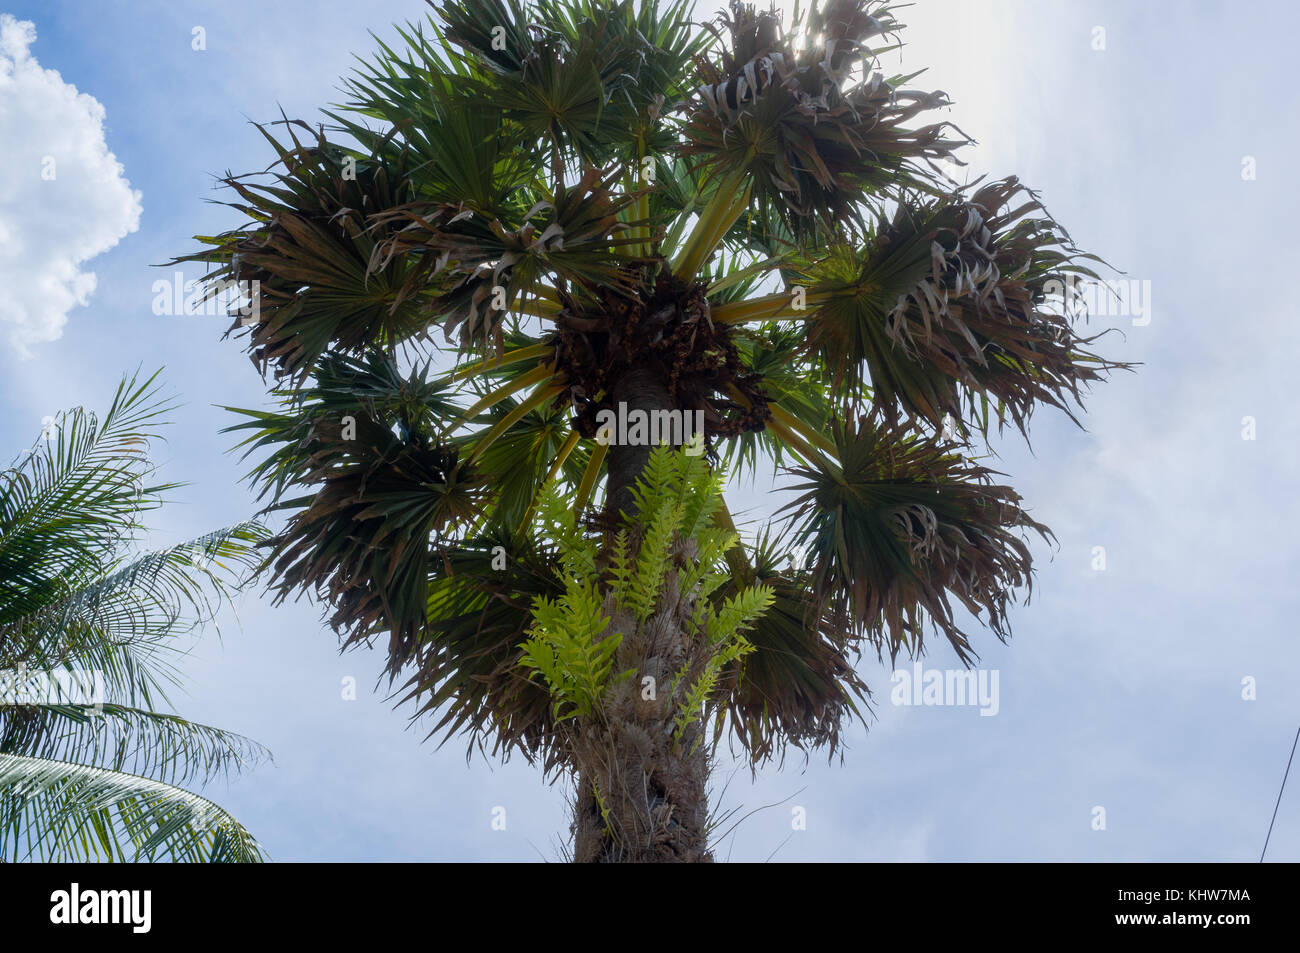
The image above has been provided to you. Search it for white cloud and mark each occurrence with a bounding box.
[0,15,142,355]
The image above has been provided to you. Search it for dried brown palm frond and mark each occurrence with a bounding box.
[796,176,1129,434]
[170,121,428,382]
[781,411,1052,665]
[370,166,645,352]
[683,0,966,238]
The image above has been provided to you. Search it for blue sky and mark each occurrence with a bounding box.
[2,0,1297,861]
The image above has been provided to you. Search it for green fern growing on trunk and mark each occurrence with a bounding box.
[521,446,771,860]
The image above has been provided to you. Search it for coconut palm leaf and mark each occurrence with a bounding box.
[0,705,269,789]
[0,370,176,626]
[1,525,268,709]
[0,754,264,863]
[0,372,270,862]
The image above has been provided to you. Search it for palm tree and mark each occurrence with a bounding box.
[176,0,1125,861]
[0,371,269,862]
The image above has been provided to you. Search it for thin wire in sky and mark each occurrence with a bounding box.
[1261,723,1300,862]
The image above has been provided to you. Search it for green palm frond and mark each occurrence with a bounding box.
[723,323,831,477]
[401,529,564,768]
[256,426,485,676]
[224,352,492,674]
[370,165,643,351]
[0,369,176,625]
[170,121,430,381]
[341,31,542,215]
[441,0,710,170]
[700,515,867,764]
[0,524,268,708]
[471,396,581,531]
[224,351,464,506]
[0,705,269,789]
[1,373,270,862]
[0,754,264,863]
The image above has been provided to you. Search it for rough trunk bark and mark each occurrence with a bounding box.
[571,367,713,863]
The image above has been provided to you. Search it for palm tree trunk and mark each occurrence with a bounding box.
[603,367,668,519]
[571,368,713,863]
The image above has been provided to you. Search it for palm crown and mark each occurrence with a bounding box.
[176,0,1123,859]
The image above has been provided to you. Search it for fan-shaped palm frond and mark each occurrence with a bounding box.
[169,121,432,381]
[713,524,868,764]
[792,176,1128,433]
[684,0,964,239]
[402,529,565,767]
[780,411,1051,664]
